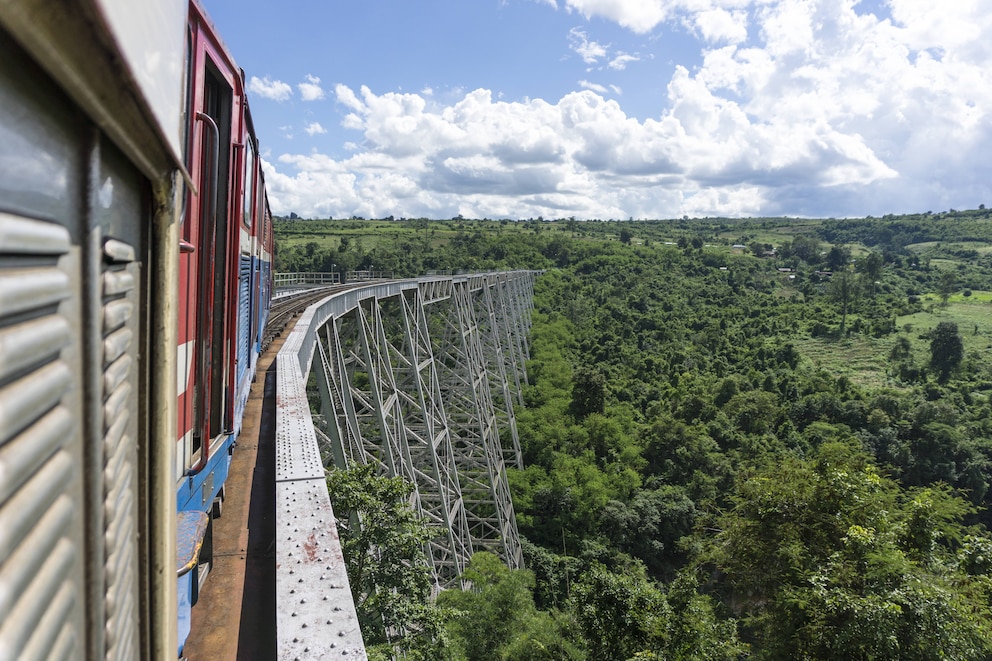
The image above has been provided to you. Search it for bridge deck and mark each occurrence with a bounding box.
[182,334,279,660]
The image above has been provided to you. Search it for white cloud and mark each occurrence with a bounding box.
[298,74,325,101]
[692,8,749,45]
[304,122,327,135]
[579,80,610,94]
[608,52,640,70]
[248,76,292,102]
[562,0,669,34]
[568,27,609,65]
[264,1,992,220]
[335,83,365,113]
[758,0,815,57]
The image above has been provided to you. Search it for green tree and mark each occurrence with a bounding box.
[703,441,992,660]
[788,235,821,263]
[825,245,851,271]
[929,321,963,383]
[570,563,670,660]
[637,570,745,661]
[326,463,450,657]
[828,270,858,334]
[938,270,958,306]
[599,486,697,576]
[570,366,606,418]
[438,552,577,660]
[724,389,780,435]
[859,251,884,296]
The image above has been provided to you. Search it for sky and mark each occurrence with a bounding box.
[199,0,992,220]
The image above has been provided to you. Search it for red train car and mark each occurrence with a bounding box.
[176,1,273,652]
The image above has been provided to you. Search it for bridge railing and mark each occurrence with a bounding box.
[273,271,341,287]
[344,270,393,281]
[273,271,404,289]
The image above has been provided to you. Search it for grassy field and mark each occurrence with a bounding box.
[899,297,992,355]
[794,295,992,391]
[794,334,901,390]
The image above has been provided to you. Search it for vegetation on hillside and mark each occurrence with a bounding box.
[303,210,992,659]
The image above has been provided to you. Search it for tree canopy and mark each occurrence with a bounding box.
[303,211,992,659]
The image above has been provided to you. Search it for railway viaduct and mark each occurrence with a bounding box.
[273,270,539,658]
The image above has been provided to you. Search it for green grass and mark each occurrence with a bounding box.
[920,290,992,304]
[929,258,961,271]
[792,295,992,390]
[794,334,901,390]
[898,298,992,357]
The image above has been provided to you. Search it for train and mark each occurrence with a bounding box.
[0,0,273,658]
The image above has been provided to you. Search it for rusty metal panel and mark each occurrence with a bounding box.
[275,361,326,483]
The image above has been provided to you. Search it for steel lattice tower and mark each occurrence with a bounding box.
[306,272,537,587]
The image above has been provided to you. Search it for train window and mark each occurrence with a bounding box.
[243,140,255,228]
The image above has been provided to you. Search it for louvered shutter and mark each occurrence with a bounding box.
[0,212,82,660]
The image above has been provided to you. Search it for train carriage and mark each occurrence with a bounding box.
[0,1,273,658]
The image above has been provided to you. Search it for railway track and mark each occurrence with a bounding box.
[262,286,347,350]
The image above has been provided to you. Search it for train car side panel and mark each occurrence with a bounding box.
[0,28,152,661]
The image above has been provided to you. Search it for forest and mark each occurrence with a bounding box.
[281,209,992,659]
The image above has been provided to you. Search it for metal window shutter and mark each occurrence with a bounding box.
[0,213,81,660]
[236,256,251,387]
[100,238,140,661]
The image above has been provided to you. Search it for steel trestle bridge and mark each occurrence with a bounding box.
[274,271,538,658]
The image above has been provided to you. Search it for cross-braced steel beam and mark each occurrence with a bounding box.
[303,272,536,589]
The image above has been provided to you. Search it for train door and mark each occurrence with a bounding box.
[182,53,234,475]
[197,66,233,454]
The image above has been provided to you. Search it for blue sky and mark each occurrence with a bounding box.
[201,0,992,220]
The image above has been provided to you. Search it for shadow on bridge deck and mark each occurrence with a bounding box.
[183,339,281,660]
